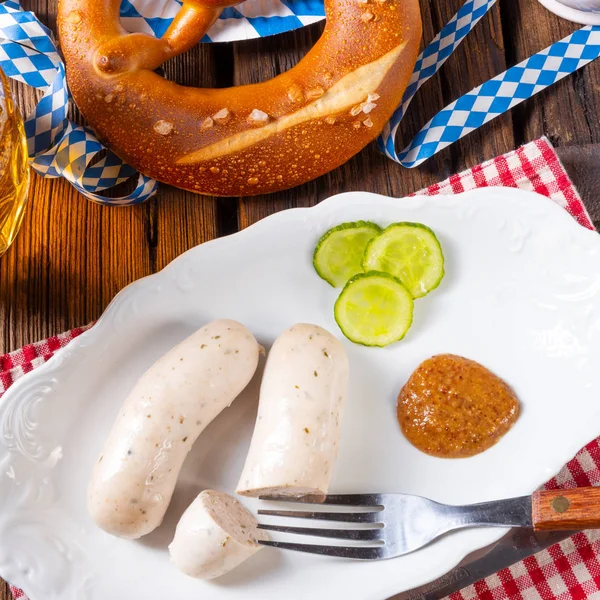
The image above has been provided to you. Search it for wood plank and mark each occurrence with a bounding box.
[556,143,600,228]
[0,579,10,600]
[423,1,516,174]
[0,2,224,353]
[506,0,600,148]
[0,153,221,353]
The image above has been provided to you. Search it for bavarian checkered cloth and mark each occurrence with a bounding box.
[122,0,325,42]
[0,138,596,600]
[377,0,600,168]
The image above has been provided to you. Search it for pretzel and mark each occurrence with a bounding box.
[57,0,422,197]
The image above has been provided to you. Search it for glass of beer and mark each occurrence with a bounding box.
[0,67,30,258]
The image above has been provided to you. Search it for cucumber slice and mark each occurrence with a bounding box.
[362,222,444,299]
[334,272,414,347]
[313,221,382,287]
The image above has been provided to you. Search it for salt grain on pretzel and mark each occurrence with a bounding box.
[248,109,270,124]
[58,0,422,196]
[213,108,231,124]
[287,84,304,103]
[361,101,377,113]
[154,120,175,136]
[305,87,325,101]
[200,117,214,131]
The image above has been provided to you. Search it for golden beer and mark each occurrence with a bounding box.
[0,68,29,258]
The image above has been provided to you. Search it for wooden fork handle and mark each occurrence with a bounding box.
[533,487,600,530]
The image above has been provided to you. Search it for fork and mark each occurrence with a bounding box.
[257,487,600,560]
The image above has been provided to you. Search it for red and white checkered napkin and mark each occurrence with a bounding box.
[0,137,597,600]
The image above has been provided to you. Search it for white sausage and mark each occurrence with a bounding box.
[236,323,349,498]
[169,490,267,580]
[88,320,261,539]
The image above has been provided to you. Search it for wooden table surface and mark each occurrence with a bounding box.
[1,0,599,597]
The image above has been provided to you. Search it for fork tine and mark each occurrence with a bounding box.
[259,493,384,507]
[257,509,382,523]
[258,540,383,560]
[257,523,383,541]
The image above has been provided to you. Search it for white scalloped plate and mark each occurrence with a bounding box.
[2,189,600,600]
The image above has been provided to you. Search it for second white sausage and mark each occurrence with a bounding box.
[88,319,261,539]
[236,323,349,498]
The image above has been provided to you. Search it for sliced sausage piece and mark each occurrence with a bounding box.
[169,490,267,580]
[88,320,261,539]
[236,323,349,498]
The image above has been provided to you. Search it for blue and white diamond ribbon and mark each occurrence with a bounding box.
[377,0,497,162]
[378,7,600,168]
[0,0,598,204]
[122,0,325,42]
[0,0,158,204]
